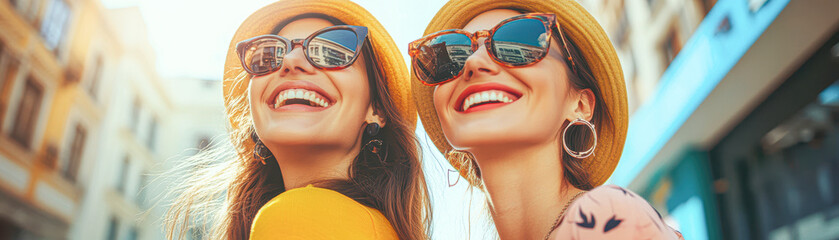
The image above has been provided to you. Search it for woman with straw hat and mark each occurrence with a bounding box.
[409,0,683,239]
[164,0,430,239]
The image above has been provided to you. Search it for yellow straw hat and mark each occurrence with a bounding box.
[222,0,415,137]
[412,0,628,187]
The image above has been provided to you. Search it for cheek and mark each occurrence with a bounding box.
[518,63,571,107]
[248,77,265,112]
[432,83,455,115]
[331,68,371,109]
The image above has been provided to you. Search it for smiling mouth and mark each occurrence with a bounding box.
[461,90,518,112]
[455,83,522,113]
[270,88,331,109]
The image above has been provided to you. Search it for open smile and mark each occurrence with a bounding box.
[266,81,335,112]
[455,83,522,113]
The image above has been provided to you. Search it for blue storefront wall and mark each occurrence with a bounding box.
[609,0,790,187]
[605,1,791,240]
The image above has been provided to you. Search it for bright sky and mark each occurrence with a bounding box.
[102,0,449,81]
[100,0,495,238]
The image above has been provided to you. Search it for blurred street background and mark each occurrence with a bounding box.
[0,0,836,239]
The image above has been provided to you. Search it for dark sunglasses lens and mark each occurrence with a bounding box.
[413,33,473,85]
[309,29,359,68]
[243,38,287,75]
[492,18,549,66]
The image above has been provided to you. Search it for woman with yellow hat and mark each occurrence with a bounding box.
[164,0,429,239]
[409,0,682,239]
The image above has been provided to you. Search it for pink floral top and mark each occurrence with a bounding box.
[553,185,685,240]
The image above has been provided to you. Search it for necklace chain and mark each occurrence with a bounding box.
[544,190,587,240]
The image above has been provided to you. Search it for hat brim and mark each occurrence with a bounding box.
[222,0,415,134]
[411,0,628,187]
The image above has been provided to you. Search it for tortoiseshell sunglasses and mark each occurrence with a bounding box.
[408,13,577,86]
[236,25,369,76]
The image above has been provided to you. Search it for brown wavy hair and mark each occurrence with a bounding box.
[164,15,430,240]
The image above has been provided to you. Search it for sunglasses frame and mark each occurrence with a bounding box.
[408,13,577,86]
[236,25,369,76]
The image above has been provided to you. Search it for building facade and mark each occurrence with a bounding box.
[582,0,839,239]
[1,0,99,237]
[0,0,227,239]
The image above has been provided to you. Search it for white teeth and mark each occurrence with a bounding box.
[462,90,515,111]
[273,88,330,108]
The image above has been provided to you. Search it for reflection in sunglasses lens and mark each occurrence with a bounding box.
[309,29,358,68]
[492,18,548,66]
[415,33,472,84]
[414,18,551,85]
[245,38,287,75]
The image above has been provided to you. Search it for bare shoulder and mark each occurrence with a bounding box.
[552,185,684,240]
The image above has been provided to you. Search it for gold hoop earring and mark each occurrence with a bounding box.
[562,118,597,159]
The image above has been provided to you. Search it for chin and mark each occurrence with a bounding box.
[260,119,362,149]
[447,127,523,149]
[262,130,345,147]
[256,119,322,143]
[445,119,561,151]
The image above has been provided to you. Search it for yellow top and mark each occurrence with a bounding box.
[249,185,398,240]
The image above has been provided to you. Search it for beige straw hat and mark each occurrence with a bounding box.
[222,0,415,134]
[411,0,628,187]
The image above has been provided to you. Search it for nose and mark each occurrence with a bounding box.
[278,45,316,76]
[460,43,500,81]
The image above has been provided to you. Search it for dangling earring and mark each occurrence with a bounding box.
[362,122,387,164]
[365,122,380,137]
[251,131,272,165]
[562,118,597,159]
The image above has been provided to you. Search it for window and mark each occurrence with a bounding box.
[647,0,663,15]
[0,62,18,95]
[130,98,140,133]
[11,78,44,149]
[614,5,630,47]
[699,0,718,16]
[106,216,119,240]
[136,172,147,207]
[196,135,211,151]
[146,117,157,151]
[117,156,129,194]
[661,27,682,69]
[188,227,204,240]
[127,227,138,240]
[39,0,71,55]
[63,124,85,182]
[1,47,21,127]
[10,0,45,27]
[87,56,102,100]
[748,0,769,12]
[0,43,7,87]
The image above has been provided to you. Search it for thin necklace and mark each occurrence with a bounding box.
[544,190,587,240]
